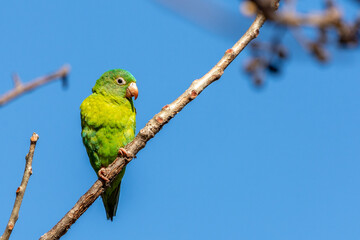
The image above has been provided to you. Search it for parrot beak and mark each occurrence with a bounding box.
[126,82,138,100]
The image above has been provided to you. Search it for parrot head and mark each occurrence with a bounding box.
[92,69,138,100]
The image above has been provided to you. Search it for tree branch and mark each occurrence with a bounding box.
[0,133,39,240]
[267,4,341,28]
[0,65,70,107]
[40,12,269,240]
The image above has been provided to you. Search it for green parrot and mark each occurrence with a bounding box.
[80,69,138,221]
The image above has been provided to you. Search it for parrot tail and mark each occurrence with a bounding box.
[101,182,121,221]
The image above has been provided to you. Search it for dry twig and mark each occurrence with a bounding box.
[250,0,342,27]
[0,65,70,107]
[242,0,360,86]
[39,11,271,240]
[0,133,39,240]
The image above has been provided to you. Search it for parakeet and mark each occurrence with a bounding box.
[80,69,138,220]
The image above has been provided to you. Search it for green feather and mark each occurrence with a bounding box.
[80,69,137,220]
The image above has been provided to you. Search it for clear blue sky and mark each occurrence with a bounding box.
[1,1,359,239]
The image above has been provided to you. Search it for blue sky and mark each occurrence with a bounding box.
[0,1,359,239]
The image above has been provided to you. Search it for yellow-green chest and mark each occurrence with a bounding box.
[80,93,136,171]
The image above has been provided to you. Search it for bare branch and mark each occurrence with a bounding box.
[0,133,39,240]
[241,0,359,86]
[0,65,70,107]
[39,12,269,240]
[245,0,341,27]
[272,5,341,27]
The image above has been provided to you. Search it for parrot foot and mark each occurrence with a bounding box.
[98,168,110,184]
[118,148,136,161]
[118,148,130,157]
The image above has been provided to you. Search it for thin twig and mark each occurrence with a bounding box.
[250,0,341,27]
[39,13,268,240]
[275,7,341,27]
[0,133,39,240]
[0,65,70,107]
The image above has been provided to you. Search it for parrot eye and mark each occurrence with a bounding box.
[116,77,126,85]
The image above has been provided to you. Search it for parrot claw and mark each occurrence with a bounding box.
[118,148,136,161]
[98,168,110,184]
[118,148,129,157]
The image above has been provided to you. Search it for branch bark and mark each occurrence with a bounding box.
[0,65,70,107]
[269,6,341,28]
[40,13,268,240]
[0,133,39,240]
